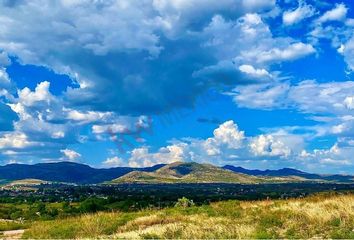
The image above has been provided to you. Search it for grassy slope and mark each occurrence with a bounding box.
[5,179,48,186]
[23,193,354,239]
[111,162,264,184]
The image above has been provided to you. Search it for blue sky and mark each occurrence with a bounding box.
[0,0,354,173]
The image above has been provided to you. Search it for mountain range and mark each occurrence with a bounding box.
[0,162,163,184]
[0,161,352,184]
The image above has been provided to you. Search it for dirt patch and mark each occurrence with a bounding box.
[2,229,24,239]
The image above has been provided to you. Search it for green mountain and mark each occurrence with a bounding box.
[110,162,266,184]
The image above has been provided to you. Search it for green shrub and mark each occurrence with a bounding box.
[174,197,195,208]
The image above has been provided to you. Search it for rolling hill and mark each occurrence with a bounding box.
[111,162,267,184]
[223,165,354,183]
[0,162,164,184]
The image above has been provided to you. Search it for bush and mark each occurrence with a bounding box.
[78,198,107,213]
[174,197,195,208]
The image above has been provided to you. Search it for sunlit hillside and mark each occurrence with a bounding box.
[22,193,354,239]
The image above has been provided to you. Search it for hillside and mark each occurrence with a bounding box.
[22,193,354,239]
[111,162,264,184]
[0,179,50,191]
[0,162,165,184]
[223,165,354,183]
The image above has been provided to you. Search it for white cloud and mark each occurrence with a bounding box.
[299,143,353,168]
[213,120,245,149]
[123,119,353,172]
[287,80,354,114]
[152,0,275,37]
[250,134,291,157]
[341,36,354,71]
[1,80,151,162]
[0,0,280,118]
[0,132,35,149]
[232,80,354,115]
[238,64,272,78]
[127,120,298,167]
[60,149,81,161]
[102,156,124,168]
[0,68,12,88]
[282,1,315,26]
[316,3,348,24]
[232,82,290,109]
[66,110,113,124]
[0,51,10,67]
[17,81,52,107]
[344,96,354,109]
[203,14,315,66]
[319,158,350,165]
[256,42,316,63]
[128,143,187,167]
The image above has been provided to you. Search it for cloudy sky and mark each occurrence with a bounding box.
[0,0,354,173]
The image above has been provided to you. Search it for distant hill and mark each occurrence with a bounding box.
[0,161,352,184]
[0,179,50,190]
[111,162,265,184]
[223,165,354,183]
[0,162,164,184]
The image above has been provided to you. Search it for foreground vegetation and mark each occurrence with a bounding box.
[21,193,354,239]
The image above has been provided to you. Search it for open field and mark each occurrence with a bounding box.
[21,193,354,239]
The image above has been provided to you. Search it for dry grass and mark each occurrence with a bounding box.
[23,193,354,239]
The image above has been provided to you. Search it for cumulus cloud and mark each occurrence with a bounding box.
[212,120,245,148]
[124,119,354,172]
[17,81,52,107]
[60,149,81,161]
[250,134,291,157]
[202,13,315,66]
[230,79,354,143]
[0,68,12,89]
[282,1,315,26]
[0,2,317,118]
[231,80,354,115]
[231,82,290,109]
[0,80,152,163]
[0,0,352,173]
[238,65,272,78]
[341,36,354,71]
[0,0,281,117]
[102,156,124,168]
[344,96,354,109]
[127,120,300,168]
[128,143,188,167]
[299,142,353,171]
[0,52,10,67]
[287,80,354,114]
[0,132,35,149]
[256,43,316,63]
[316,3,348,24]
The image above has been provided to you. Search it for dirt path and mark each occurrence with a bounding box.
[1,229,24,239]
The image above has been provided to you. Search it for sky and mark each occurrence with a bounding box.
[0,0,354,174]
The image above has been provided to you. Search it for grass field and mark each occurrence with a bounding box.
[21,193,354,239]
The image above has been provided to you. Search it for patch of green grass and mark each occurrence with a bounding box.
[329,217,341,227]
[0,221,28,231]
[253,228,275,239]
[141,232,161,239]
[259,212,284,228]
[22,212,142,239]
